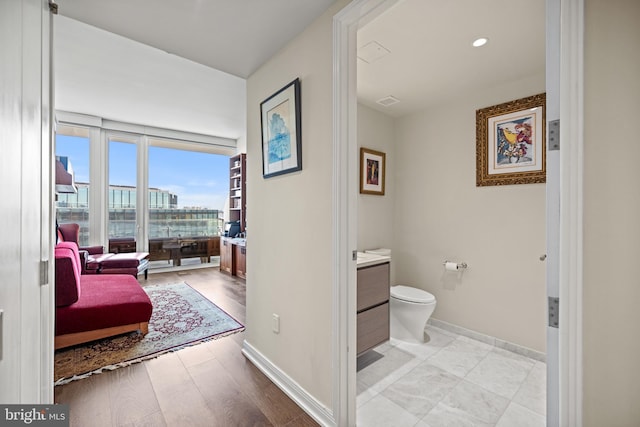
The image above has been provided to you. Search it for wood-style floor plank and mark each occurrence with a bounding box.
[206,337,306,426]
[54,370,113,427]
[187,357,274,426]
[120,410,166,427]
[284,411,322,427]
[107,362,163,426]
[55,266,318,426]
[146,352,218,427]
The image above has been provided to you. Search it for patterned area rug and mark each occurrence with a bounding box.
[54,282,244,385]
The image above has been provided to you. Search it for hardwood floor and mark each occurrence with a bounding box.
[54,266,319,427]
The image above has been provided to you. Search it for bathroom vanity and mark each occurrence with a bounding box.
[356,252,390,355]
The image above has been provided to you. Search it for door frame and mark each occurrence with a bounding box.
[331,0,584,426]
[0,0,55,404]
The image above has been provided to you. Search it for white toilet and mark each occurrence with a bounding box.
[390,285,437,343]
[363,248,437,344]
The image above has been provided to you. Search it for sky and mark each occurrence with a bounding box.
[56,134,230,210]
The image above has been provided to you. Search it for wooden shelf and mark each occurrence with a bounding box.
[227,153,246,232]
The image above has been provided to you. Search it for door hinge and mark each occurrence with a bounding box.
[548,120,560,151]
[548,297,559,328]
[352,250,357,261]
[40,260,49,286]
[48,0,58,14]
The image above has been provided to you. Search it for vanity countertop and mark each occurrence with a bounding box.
[356,251,390,268]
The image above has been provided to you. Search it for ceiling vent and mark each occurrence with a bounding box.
[376,95,400,107]
[357,41,391,64]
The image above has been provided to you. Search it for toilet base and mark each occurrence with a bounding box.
[390,314,427,343]
[390,297,436,343]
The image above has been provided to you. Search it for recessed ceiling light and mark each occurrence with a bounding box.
[472,37,488,47]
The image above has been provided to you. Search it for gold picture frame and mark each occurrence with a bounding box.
[360,147,386,195]
[476,93,546,187]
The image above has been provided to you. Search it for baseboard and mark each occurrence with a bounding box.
[241,340,336,427]
[428,318,546,363]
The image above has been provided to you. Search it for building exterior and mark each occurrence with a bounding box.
[57,182,223,244]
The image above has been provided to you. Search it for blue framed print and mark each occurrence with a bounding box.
[261,78,302,178]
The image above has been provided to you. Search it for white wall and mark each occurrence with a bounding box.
[357,104,395,261]
[54,15,246,142]
[245,0,349,409]
[583,0,640,424]
[393,74,547,352]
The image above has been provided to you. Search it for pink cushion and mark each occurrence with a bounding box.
[100,252,149,269]
[54,244,82,307]
[86,253,113,271]
[55,274,152,336]
[56,242,82,276]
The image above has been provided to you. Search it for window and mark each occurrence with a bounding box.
[108,136,138,240]
[148,144,228,240]
[54,116,236,271]
[55,126,91,246]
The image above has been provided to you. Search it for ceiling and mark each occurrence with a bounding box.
[55,0,545,136]
[56,0,338,79]
[357,0,545,117]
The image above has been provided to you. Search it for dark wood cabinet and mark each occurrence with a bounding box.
[220,237,246,279]
[356,262,390,355]
[234,244,246,279]
[220,237,234,274]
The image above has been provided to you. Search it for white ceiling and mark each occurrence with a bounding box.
[54,0,545,139]
[55,16,248,140]
[357,0,545,117]
[56,0,338,79]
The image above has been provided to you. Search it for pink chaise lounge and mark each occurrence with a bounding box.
[55,241,153,349]
[57,223,150,279]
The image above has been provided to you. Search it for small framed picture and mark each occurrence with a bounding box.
[260,78,302,179]
[360,147,386,195]
[476,93,546,186]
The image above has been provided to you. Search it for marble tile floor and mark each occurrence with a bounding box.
[357,325,546,426]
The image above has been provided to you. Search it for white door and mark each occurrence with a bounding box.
[0,0,55,404]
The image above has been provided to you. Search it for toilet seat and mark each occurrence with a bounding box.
[391,285,435,304]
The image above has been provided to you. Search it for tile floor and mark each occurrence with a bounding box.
[357,325,546,426]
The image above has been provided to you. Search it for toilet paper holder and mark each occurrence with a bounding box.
[443,260,468,270]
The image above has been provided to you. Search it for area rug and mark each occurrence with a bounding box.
[54,282,244,385]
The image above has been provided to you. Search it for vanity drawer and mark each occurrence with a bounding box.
[357,302,389,355]
[357,262,390,312]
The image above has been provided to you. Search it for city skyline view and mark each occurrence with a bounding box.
[56,134,230,211]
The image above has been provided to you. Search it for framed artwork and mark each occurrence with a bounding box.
[261,78,302,178]
[476,93,546,186]
[360,147,386,195]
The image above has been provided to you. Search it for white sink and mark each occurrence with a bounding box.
[356,251,390,267]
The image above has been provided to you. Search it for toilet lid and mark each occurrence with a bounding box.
[391,285,436,304]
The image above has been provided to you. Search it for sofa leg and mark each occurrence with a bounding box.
[140,322,149,335]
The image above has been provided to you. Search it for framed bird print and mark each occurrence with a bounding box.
[476,93,546,186]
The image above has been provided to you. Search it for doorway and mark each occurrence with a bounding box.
[332,0,582,425]
[354,0,547,425]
